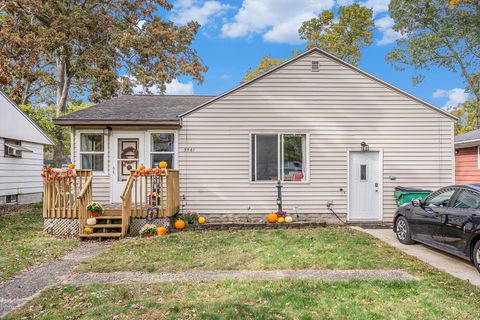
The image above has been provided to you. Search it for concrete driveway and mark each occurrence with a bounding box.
[353,227,480,288]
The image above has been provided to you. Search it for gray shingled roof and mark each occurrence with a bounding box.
[54,95,214,125]
[455,129,480,143]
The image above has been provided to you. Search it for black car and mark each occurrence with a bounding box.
[393,185,480,273]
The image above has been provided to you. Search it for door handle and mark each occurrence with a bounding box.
[375,183,379,187]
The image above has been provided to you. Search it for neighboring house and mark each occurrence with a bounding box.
[455,129,480,184]
[54,47,456,225]
[0,91,53,205]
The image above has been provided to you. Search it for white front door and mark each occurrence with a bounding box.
[348,151,382,221]
[111,133,145,203]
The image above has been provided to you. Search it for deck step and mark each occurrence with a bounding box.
[89,224,122,228]
[103,209,122,216]
[95,215,123,220]
[80,232,122,238]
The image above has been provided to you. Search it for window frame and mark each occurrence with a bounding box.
[249,132,310,184]
[478,146,480,170]
[4,139,23,158]
[77,131,107,174]
[147,130,178,169]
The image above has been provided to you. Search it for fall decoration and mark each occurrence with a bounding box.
[180,210,199,224]
[133,165,168,180]
[285,216,293,223]
[41,166,77,183]
[87,202,103,217]
[68,163,75,170]
[278,217,285,224]
[157,226,168,236]
[174,219,186,230]
[159,161,168,169]
[198,216,206,224]
[140,224,157,238]
[266,213,278,223]
[84,227,93,235]
[86,217,97,226]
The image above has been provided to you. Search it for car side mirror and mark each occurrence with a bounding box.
[412,199,424,207]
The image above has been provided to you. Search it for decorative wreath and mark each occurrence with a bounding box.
[121,146,139,160]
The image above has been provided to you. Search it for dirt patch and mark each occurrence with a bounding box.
[0,204,39,217]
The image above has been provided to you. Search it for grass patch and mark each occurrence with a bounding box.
[0,204,77,281]
[77,228,410,273]
[6,275,480,320]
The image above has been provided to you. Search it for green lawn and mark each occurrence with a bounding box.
[0,204,77,281]
[76,228,409,273]
[6,227,480,319]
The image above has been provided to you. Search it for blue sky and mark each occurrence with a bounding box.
[157,0,469,110]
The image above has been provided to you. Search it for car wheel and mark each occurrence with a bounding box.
[395,216,415,244]
[473,241,480,274]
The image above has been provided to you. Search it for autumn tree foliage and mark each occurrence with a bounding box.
[243,4,374,81]
[0,0,207,115]
[387,0,479,128]
[299,3,374,65]
[0,0,207,165]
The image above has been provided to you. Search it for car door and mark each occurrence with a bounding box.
[440,188,480,259]
[409,187,456,245]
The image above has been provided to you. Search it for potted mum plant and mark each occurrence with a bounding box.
[140,224,157,238]
[87,202,103,217]
[182,210,199,224]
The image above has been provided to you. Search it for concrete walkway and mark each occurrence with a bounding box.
[63,269,416,285]
[0,241,110,317]
[354,227,480,287]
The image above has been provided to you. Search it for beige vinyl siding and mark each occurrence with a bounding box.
[0,138,45,197]
[179,51,454,222]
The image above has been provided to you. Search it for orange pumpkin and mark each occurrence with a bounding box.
[139,164,145,171]
[157,226,167,236]
[68,163,75,170]
[159,161,168,169]
[174,219,186,230]
[266,213,278,223]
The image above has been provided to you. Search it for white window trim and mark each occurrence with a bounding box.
[76,129,108,175]
[478,146,480,170]
[249,132,310,184]
[146,130,178,169]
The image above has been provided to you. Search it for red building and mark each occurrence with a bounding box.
[455,129,480,184]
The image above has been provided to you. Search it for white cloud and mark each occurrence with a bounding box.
[362,0,390,15]
[433,88,469,109]
[131,77,194,95]
[375,15,403,45]
[171,0,232,25]
[221,0,335,44]
[337,0,355,5]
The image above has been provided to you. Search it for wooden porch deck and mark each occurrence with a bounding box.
[42,169,180,239]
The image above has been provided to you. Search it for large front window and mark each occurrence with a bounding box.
[251,133,307,182]
[80,133,104,171]
[150,133,175,169]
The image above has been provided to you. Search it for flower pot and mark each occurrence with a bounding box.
[90,211,101,217]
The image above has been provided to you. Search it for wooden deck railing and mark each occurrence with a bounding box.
[77,175,93,235]
[121,170,180,224]
[42,169,93,219]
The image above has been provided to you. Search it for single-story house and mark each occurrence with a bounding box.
[0,90,54,205]
[455,129,480,184]
[53,47,456,229]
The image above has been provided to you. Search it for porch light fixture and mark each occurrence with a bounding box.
[360,141,369,152]
[103,126,112,136]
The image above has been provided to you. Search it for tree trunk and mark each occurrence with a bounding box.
[55,53,70,117]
